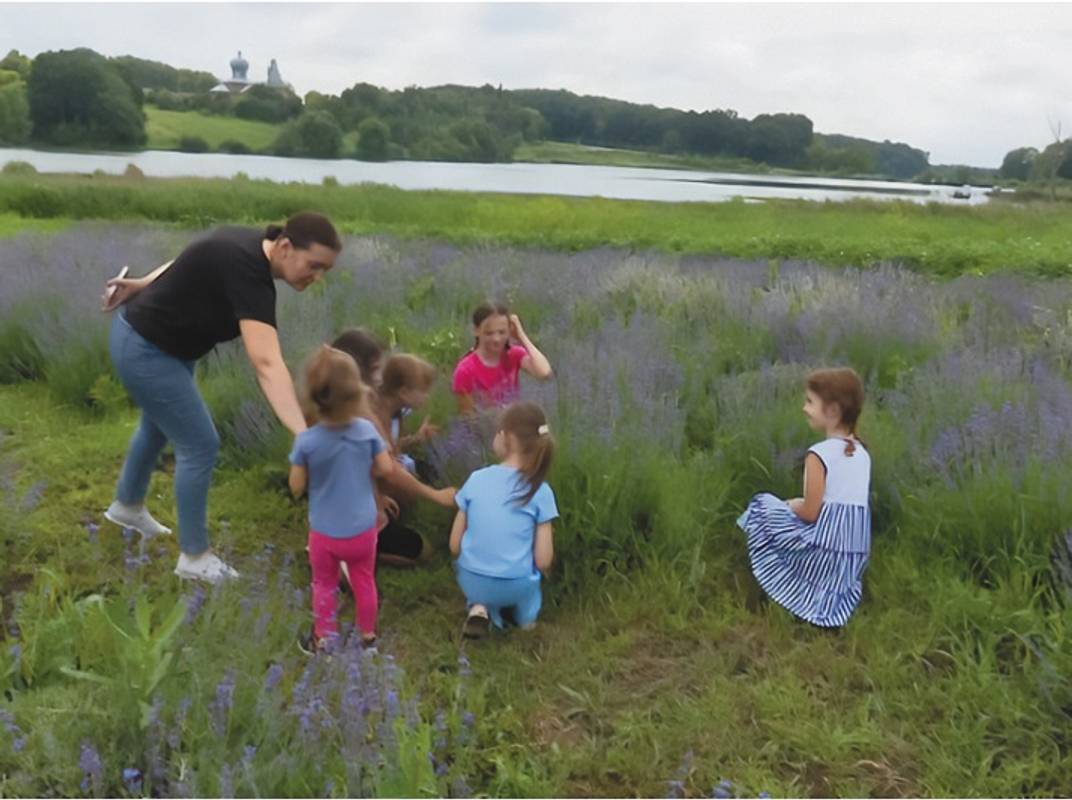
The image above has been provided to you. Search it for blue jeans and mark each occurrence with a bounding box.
[455,565,543,628]
[109,310,218,555]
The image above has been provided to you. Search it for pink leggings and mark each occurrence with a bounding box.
[308,527,378,639]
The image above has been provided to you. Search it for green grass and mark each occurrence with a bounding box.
[514,140,778,174]
[1,171,1072,277]
[2,220,1072,796]
[144,106,283,152]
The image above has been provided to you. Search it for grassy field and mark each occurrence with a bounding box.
[513,141,778,174]
[1,221,1071,797]
[144,107,284,152]
[1,171,1071,277]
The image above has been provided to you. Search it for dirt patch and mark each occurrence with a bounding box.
[529,707,587,749]
[0,571,33,632]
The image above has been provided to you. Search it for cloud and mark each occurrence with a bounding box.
[4,2,1070,166]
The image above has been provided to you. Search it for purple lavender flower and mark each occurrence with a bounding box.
[122,767,143,795]
[713,778,734,799]
[457,653,472,678]
[85,521,99,543]
[79,741,103,793]
[19,480,46,512]
[184,585,207,624]
[263,662,284,693]
[462,711,475,728]
[211,671,236,737]
[218,763,234,798]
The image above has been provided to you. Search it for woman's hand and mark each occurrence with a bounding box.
[787,497,804,514]
[432,486,458,508]
[101,273,149,312]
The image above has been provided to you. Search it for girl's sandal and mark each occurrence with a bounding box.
[463,608,490,640]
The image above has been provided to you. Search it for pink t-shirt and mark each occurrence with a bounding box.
[452,345,528,408]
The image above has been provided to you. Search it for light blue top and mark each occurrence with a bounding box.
[456,464,559,579]
[289,418,385,539]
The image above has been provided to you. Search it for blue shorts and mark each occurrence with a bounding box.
[455,565,542,629]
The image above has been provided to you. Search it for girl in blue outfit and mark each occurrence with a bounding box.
[737,367,872,628]
[449,402,558,638]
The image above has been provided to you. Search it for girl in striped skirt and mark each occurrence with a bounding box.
[737,368,871,628]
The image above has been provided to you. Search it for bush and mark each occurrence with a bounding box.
[272,111,342,159]
[177,136,209,153]
[218,139,251,155]
[123,163,145,179]
[2,160,36,176]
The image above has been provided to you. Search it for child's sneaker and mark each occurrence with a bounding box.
[297,629,320,656]
[173,551,239,584]
[104,500,172,537]
[463,607,490,640]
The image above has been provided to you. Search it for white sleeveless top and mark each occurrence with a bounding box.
[807,437,871,508]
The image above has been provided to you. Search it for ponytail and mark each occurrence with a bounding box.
[806,367,866,457]
[499,402,555,505]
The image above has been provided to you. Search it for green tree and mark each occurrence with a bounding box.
[28,49,146,147]
[0,50,31,80]
[999,147,1038,181]
[234,84,302,123]
[273,110,342,158]
[0,76,31,145]
[354,117,391,161]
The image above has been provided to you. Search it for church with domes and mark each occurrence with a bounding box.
[210,52,291,94]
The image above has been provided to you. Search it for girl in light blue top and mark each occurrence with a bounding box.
[449,402,558,638]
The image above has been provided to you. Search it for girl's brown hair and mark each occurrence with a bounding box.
[499,402,555,505]
[806,367,865,455]
[471,301,510,351]
[331,327,385,386]
[265,212,342,252]
[380,354,437,397]
[302,345,369,425]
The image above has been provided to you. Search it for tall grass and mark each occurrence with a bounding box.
[1,223,1071,796]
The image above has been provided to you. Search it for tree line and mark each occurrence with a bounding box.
[0,47,940,179]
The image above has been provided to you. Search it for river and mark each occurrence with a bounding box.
[0,147,989,206]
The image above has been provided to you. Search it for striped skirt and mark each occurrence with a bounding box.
[736,493,870,628]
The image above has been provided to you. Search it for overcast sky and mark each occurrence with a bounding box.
[4,2,1070,166]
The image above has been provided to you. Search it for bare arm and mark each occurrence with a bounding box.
[455,392,476,416]
[381,465,456,508]
[371,450,395,480]
[511,315,553,380]
[239,319,306,435]
[101,259,175,311]
[534,521,554,574]
[449,510,467,557]
[288,464,307,497]
[789,453,826,523]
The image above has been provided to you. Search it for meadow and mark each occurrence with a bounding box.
[0,192,1071,797]
[2,170,1072,277]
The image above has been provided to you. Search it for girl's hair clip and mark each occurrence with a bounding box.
[538,424,550,436]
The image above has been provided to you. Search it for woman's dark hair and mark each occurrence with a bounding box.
[266,212,342,252]
[499,402,555,506]
[331,328,385,386]
[471,301,510,351]
[806,367,866,455]
[302,345,369,425]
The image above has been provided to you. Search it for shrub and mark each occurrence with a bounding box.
[2,159,36,176]
[177,136,209,154]
[218,139,251,155]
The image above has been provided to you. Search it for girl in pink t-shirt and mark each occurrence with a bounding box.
[452,302,553,414]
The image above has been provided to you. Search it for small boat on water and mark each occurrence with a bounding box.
[952,185,972,199]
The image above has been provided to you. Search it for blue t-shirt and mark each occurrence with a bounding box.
[455,464,559,579]
[288,418,385,539]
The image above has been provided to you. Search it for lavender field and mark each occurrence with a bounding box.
[1,222,1071,797]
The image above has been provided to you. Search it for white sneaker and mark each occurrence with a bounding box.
[173,551,239,584]
[104,501,172,537]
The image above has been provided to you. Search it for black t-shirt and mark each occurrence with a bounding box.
[125,227,277,361]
